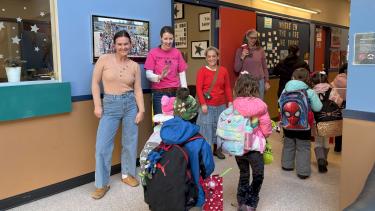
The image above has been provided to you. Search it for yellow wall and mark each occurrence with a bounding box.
[340,118,375,209]
[221,0,350,27]
[0,95,153,200]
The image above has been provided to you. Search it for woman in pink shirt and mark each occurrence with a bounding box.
[144,26,188,114]
[91,30,145,199]
[234,29,270,99]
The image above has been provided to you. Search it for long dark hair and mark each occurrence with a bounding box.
[113,30,131,44]
[160,26,174,37]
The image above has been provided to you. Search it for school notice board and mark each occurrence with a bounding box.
[256,15,310,73]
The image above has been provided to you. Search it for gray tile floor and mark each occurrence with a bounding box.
[11,133,341,211]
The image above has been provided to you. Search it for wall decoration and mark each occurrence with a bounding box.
[174,22,187,48]
[92,15,149,62]
[199,12,211,31]
[330,49,340,69]
[331,27,341,48]
[353,32,375,65]
[191,40,209,58]
[256,15,310,73]
[174,3,184,19]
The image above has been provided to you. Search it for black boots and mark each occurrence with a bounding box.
[315,147,329,173]
[334,136,342,152]
[213,144,225,159]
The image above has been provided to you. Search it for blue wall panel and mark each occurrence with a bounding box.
[57,0,172,96]
[346,1,375,113]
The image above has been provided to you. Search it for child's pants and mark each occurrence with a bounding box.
[314,136,329,161]
[235,151,264,208]
[282,137,311,176]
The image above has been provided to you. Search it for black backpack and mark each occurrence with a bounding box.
[143,135,202,211]
[314,88,342,122]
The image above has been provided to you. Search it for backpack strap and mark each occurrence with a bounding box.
[181,133,204,146]
[323,88,332,102]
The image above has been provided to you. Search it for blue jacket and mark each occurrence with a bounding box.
[281,80,322,112]
[160,117,215,207]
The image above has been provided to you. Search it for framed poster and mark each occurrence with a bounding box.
[199,12,211,31]
[331,28,341,48]
[92,15,149,62]
[330,49,340,69]
[191,40,208,58]
[174,22,187,48]
[353,32,375,65]
[174,3,184,19]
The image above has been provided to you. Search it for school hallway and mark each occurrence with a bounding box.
[10,132,341,211]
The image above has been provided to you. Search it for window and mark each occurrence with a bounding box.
[0,0,58,83]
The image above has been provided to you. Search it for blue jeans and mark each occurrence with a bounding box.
[258,79,265,100]
[196,104,226,146]
[95,91,138,188]
[152,91,176,115]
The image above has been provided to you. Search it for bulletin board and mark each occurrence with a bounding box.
[256,15,310,73]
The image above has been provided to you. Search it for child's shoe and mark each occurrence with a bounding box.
[318,159,328,173]
[238,204,256,211]
[297,174,309,179]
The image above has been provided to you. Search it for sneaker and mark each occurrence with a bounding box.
[297,174,309,179]
[214,149,226,160]
[122,176,139,187]
[282,167,294,171]
[91,186,110,199]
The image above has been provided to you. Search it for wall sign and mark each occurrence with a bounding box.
[199,12,211,31]
[353,32,375,65]
[174,22,187,48]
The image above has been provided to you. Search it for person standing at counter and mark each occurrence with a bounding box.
[91,30,145,199]
[234,29,270,99]
[144,26,188,114]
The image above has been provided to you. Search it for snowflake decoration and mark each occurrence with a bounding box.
[40,11,45,17]
[34,47,40,52]
[16,17,22,22]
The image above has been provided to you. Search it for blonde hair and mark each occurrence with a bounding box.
[204,46,220,57]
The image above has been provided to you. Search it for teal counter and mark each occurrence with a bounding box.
[0,82,72,121]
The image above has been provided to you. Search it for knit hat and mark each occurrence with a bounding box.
[161,95,175,115]
[173,88,198,121]
[153,95,175,123]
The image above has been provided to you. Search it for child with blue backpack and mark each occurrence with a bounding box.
[231,72,272,211]
[279,68,322,179]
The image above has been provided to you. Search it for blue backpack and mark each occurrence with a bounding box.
[279,89,310,130]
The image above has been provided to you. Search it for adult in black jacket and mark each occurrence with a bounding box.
[274,45,310,97]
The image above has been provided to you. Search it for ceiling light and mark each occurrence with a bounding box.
[262,0,320,14]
